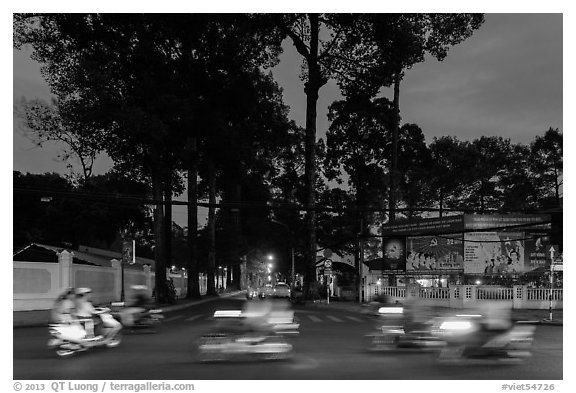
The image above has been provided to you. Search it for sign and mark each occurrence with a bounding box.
[122,240,136,265]
[323,248,333,258]
[382,216,464,236]
[546,245,560,264]
[381,237,406,272]
[464,232,525,274]
[324,259,332,268]
[525,231,549,270]
[406,234,464,271]
[463,214,551,231]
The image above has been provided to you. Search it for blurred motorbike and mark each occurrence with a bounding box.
[195,310,296,362]
[111,302,164,333]
[47,307,122,357]
[364,305,445,352]
[434,313,536,364]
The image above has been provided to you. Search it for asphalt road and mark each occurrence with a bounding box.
[13,294,563,380]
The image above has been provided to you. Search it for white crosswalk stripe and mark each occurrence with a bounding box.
[307,315,322,322]
[184,315,203,322]
[164,315,183,322]
[346,316,364,323]
[326,315,343,322]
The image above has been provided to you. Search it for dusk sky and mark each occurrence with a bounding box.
[11,12,564,226]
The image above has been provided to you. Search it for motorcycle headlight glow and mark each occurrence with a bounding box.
[378,307,404,314]
[439,320,474,331]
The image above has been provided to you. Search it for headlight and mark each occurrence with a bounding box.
[378,307,403,314]
[439,320,474,331]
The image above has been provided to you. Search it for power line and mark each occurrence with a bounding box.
[14,186,551,215]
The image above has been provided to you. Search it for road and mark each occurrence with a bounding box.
[13,293,563,380]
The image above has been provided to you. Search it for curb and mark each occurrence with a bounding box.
[13,290,245,329]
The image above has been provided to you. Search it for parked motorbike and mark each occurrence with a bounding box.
[111,302,164,333]
[364,305,445,352]
[195,310,296,362]
[434,314,536,364]
[47,307,122,357]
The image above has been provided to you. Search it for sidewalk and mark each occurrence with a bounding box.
[13,290,244,328]
[305,299,563,326]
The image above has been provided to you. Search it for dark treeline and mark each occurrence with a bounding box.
[13,14,561,300]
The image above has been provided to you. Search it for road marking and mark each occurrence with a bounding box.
[184,315,203,322]
[164,315,183,322]
[307,315,322,322]
[326,315,343,322]
[346,316,364,322]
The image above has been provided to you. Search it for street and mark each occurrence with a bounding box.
[13,294,563,380]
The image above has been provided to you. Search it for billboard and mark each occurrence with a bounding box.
[381,237,406,272]
[524,231,550,271]
[464,232,525,274]
[382,215,464,236]
[463,214,550,231]
[406,235,464,271]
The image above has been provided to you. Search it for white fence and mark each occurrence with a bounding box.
[14,250,208,311]
[364,284,563,310]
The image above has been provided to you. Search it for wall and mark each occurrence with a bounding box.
[13,250,208,311]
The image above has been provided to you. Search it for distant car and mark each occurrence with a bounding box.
[259,284,274,298]
[273,283,291,298]
[246,287,259,300]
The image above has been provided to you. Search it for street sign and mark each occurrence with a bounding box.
[546,245,560,263]
[552,264,563,272]
[324,259,332,268]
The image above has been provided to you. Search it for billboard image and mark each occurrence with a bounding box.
[406,235,464,271]
[382,237,406,272]
[464,232,525,274]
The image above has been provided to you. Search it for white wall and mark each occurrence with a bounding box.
[14,250,208,311]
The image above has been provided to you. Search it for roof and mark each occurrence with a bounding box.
[13,244,99,266]
[13,243,155,270]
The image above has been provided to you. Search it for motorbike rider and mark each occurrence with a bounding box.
[51,287,77,324]
[120,285,152,327]
[463,301,513,353]
[74,287,122,342]
[74,287,99,339]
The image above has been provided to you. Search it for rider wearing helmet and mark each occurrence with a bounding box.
[74,287,99,338]
[121,285,151,327]
[51,287,76,324]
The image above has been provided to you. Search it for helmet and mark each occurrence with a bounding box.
[75,287,92,296]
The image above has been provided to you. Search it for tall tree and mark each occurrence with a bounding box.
[14,14,187,302]
[530,128,563,208]
[276,14,359,296]
[332,14,485,222]
[15,98,104,185]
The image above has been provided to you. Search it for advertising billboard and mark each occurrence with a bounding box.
[406,234,464,272]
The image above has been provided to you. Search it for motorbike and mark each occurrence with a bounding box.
[364,305,446,352]
[111,302,164,333]
[47,307,122,357]
[195,310,296,362]
[433,313,536,364]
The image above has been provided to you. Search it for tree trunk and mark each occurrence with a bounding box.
[152,168,167,303]
[164,175,172,270]
[554,165,560,207]
[206,158,218,296]
[231,184,242,289]
[389,73,401,224]
[186,136,201,299]
[302,14,324,299]
[439,189,444,218]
